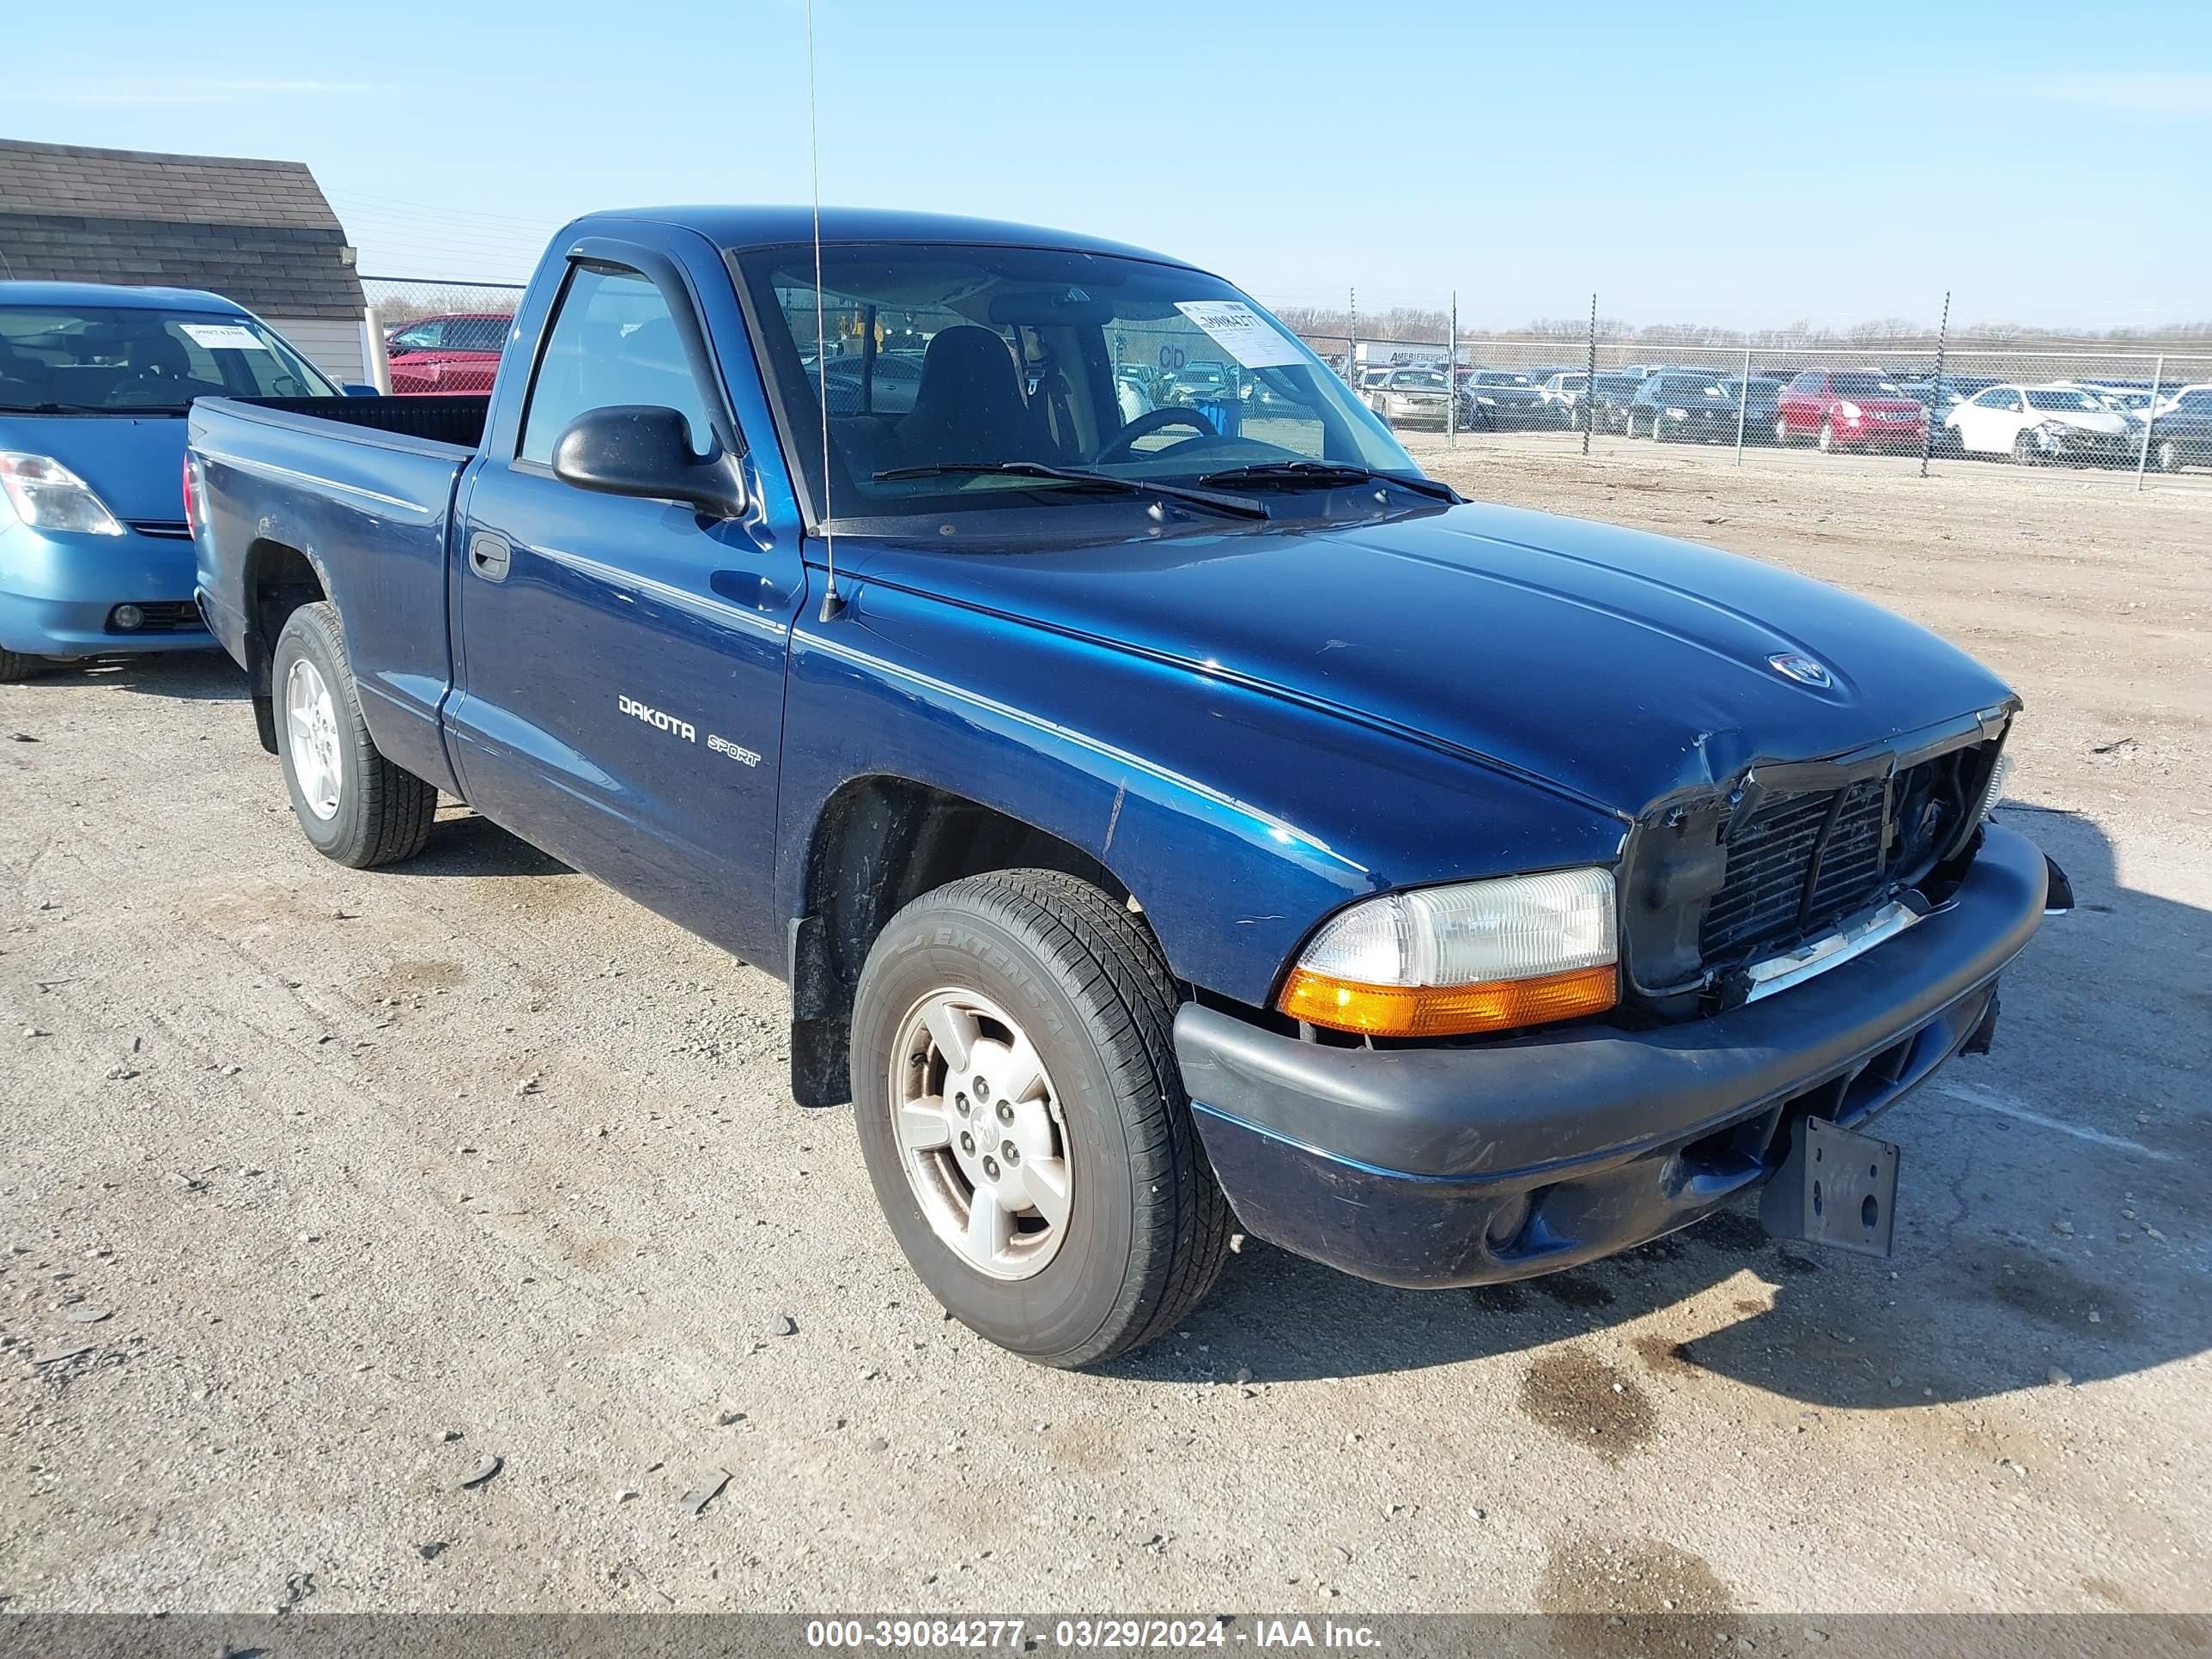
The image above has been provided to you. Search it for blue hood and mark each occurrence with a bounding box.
[0,412,187,523]
[851,501,2016,817]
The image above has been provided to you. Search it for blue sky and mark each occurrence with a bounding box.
[14,0,2209,331]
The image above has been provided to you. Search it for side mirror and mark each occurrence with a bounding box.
[551,404,747,519]
[342,382,379,398]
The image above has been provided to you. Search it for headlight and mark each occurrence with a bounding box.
[1666,406,1689,420]
[1279,867,1619,1037]
[1838,401,1863,421]
[1476,395,1496,405]
[0,453,126,537]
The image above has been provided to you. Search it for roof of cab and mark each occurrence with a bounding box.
[0,280,250,314]
[567,206,1200,270]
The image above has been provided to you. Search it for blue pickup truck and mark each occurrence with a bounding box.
[187,207,2063,1367]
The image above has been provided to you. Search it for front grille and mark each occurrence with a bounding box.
[125,519,192,539]
[1699,790,1859,961]
[1698,750,1978,969]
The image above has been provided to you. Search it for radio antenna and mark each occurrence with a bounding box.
[806,0,845,622]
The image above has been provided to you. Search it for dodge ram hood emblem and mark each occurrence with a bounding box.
[1768,652,1834,689]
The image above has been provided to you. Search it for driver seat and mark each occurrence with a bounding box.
[896,325,1036,468]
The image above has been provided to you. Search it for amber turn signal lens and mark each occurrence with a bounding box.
[1279,963,1618,1038]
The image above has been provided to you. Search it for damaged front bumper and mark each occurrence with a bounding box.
[1175,823,2057,1289]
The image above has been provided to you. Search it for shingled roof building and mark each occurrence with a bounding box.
[0,138,367,380]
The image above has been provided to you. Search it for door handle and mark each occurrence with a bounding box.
[468,532,512,582]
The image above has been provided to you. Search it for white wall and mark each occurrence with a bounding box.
[270,317,365,385]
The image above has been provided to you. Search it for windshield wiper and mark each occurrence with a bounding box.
[1194,460,1461,503]
[872,461,1268,520]
[0,400,135,416]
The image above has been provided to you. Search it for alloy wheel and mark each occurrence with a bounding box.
[284,657,343,822]
[889,988,1073,1280]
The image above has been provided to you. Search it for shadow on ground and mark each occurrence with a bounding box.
[410,809,576,880]
[17,650,249,701]
[1114,805,2211,1411]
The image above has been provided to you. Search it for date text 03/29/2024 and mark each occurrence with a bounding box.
[803,1619,1382,1650]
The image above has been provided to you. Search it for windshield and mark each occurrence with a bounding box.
[1472,372,1531,387]
[1830,373,1906,398]
[732,242,1416,527]
[2025,387,2102,412]
[0,305,337,412]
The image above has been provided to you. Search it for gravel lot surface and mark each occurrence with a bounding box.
[3,440,2207,1619]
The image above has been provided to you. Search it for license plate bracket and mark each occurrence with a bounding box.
[1759,1115,1899,1258]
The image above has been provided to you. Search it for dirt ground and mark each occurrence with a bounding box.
[3,439,2207,1620]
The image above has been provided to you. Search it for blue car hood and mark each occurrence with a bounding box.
[855,501,2015,817]
[0,412,186,523]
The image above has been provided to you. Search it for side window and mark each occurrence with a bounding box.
[519,263,716,466]
[392,321,444,350]
[453,316,508,353]
[1790,372,1817,392]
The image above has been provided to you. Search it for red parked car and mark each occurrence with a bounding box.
[383,312,512,395]
[1775,369,1927,453]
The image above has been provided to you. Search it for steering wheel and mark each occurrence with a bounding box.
[1092,406,1216,465]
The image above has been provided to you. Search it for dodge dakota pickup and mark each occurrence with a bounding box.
[188,207,2064,1367]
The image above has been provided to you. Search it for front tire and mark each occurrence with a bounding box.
[0,647,43,683]
[850,869,1231,1369]
[1818,419,1838,453]
[2156,437,2181,473]
[270,602,437,868]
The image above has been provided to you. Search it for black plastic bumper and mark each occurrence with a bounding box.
[1176,823,2052,1288]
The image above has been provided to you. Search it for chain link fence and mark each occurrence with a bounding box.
[359,276,525,395]
[1291,313,2210,492]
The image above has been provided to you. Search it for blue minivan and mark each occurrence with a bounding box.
[0,283,343,679]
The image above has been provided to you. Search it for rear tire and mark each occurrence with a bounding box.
[0,647,42,683]
[850,869,1231,1369]
[270,602,437,868]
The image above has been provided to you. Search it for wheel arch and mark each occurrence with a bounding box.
[786,773,1141,1107]
[241,537,331,753]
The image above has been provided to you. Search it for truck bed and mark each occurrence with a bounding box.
[189,394,483,796]
[221,393,490,453]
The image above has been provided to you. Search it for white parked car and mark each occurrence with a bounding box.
[1944,382,2137,465]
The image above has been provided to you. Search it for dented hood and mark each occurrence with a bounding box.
[856,501,2016,817]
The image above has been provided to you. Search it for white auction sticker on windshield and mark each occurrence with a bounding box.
[178,323,269,351]
[1173,301,1305,369]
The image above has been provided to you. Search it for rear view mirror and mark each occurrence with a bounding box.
[551,404,747,519]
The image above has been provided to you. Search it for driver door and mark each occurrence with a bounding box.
[446,241,806,962]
